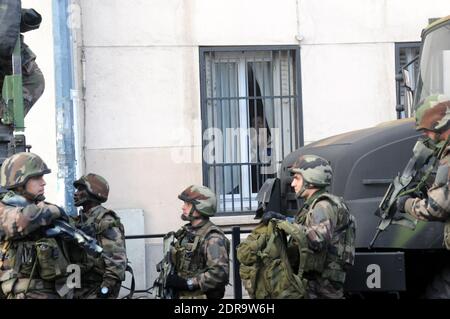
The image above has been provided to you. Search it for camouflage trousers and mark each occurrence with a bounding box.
[306,278,344,299]
[0,59,45,116]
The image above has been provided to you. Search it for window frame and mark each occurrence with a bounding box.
[199,45,304,215]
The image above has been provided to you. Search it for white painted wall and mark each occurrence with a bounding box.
[298,0,450,143]
[301,43,397,144]
[21,0,58,204]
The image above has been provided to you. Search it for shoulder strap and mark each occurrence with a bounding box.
[94,206,118,223]
[192,220,226,252]
[311,193,352,231]
[174,225,188,240]
[311,193,344,210]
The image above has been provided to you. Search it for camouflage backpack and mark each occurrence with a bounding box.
[237,220,306,299]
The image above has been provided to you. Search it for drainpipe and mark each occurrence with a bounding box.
[52,0,76,215]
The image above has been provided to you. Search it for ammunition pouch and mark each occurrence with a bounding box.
[35,238,70,281]
[0,241,36,278]
[302,249,327,274]
[1,278,54,296]
[239,264,258,298]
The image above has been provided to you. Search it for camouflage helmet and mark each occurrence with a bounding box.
[178,185,217,217]
[415,95,450,133]
[289,154,332,187]
[0,152,51,189]
[73,173,109,203]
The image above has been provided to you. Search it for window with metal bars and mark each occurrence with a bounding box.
[199,46,303,214]
[395,42,420,118]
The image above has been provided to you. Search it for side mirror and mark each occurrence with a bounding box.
[402,69,414,116]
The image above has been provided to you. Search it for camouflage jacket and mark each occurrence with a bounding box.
[0,192,68,298]
[282,189,355,299]
[73,205,126,288]
[174,219,230,298]
[405,145,450,221]
[0,191,61,240]
[405,145,450,248]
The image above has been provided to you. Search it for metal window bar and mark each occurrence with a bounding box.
[279,50,285,159]
[295,48,304,147]
[227,60,235,211]
[288,50,293,153]
[209,52,218,198]
[201,47,301,214]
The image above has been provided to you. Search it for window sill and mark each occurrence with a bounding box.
[210,214,259,228]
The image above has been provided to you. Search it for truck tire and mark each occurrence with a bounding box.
[424,266,450,299]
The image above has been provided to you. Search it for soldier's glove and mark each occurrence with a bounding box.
[261,211,286,225]
[165,274,189,290]
[396,195,412,214]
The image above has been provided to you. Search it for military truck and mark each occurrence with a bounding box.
[263,16,450,298]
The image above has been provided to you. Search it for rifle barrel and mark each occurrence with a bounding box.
[369,228,382,249]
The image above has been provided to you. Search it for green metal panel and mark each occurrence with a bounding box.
[1,36,25,132]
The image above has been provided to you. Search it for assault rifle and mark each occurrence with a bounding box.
[46,219,103,257]
[153,231,176,299]
[46,219,136,299]
[369,137,443,248]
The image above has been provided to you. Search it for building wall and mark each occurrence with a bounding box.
[299,0,450,143]
[21,0,58,203]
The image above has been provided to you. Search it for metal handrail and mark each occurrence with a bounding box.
[124,226,251,299]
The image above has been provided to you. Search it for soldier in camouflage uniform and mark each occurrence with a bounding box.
[164,185,230,299]
[0,8,45,117]
[397,95,450,249]
[262,155,356,299]
[0,152,70,299]
[71,173,127,299]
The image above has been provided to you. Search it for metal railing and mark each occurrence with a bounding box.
[124,226,251,299]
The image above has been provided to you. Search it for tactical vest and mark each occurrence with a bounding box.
[73,205,125,282]
[0,221,71,296]
[297,193,356,284]
[237,221,307,299]
[173,220,229,299]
